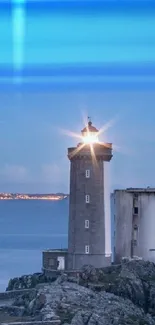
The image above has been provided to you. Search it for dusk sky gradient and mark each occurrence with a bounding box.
[0,0,155,193]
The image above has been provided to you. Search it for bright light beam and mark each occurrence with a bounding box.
[98,118,116,138]
[12,0,26,83]
[59,128,83,141]
[60,114,132,165]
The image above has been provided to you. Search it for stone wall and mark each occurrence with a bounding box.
[43,268,80,283]
[42,250,68,271]
[67,143,112,270]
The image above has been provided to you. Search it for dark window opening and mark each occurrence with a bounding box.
[134,207,138,214]
[132,239,137,246]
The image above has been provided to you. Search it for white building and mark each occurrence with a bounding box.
[111,188,155,263]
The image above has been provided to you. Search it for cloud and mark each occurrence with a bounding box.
[0,164,29,183]
[41,163,66,184]
[0,162,69,193]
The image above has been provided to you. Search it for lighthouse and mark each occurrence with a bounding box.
[67,118,113,270]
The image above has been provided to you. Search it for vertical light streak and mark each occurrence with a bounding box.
[12,0,26,83]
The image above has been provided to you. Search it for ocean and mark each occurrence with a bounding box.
[0,199,68,292]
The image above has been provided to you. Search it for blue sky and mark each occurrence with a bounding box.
[0,0,155,193]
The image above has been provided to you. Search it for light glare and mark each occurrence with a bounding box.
[83,133,99,144]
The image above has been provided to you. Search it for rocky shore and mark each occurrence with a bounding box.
[2,259,155,324]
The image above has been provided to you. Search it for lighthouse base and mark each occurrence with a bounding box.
[42,249,111,273]
[67,253,111,270]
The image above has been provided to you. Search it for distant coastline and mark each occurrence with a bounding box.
[0,193,68,201]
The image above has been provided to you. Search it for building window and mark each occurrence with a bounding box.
[85,245,89,254]
[85,220,89,228]
[133,239,137,246]
[48,258,55,267]
[85,194,90,203]
[133,225,138,241]
[134,207,138,215]
[85,169,90,178]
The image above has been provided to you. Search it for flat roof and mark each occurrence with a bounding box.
[43,249,68,253]
[114,188,155,193]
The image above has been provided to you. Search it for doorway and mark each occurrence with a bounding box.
[57,256,65,270]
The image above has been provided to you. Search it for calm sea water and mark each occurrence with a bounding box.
[0,199,68,292]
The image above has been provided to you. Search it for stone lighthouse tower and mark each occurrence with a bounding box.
[67,118,113,270]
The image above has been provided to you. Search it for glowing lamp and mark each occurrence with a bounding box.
[81,120,99,144]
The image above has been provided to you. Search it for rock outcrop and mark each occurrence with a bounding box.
[8,281,155,324]
[3,259,155,324]
[6,273,56,291]
[79,259,155,316]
